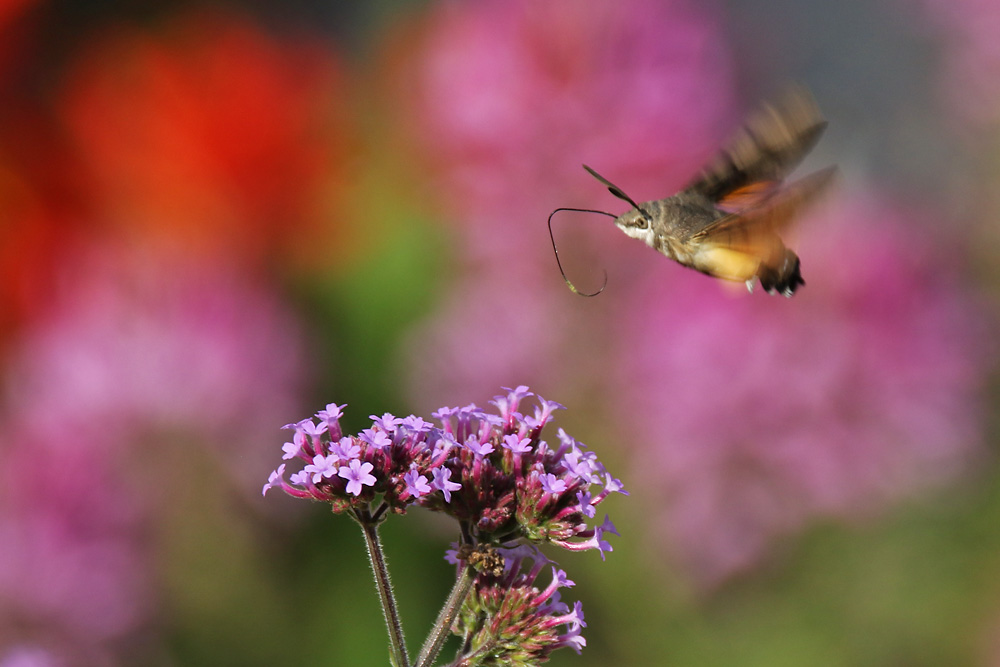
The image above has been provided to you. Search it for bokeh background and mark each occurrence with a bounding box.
[1,0,999,665]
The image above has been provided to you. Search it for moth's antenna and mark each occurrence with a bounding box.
[582,164,653,223]
[547,206,615,297]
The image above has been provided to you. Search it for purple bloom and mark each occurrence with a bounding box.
[304,454,339,484]
[561,447,598,483]
[532,396,565,428]
[317,403,347,425]
[299,420,328,439]
[360,428,392,450]
[403,469,433,498]
[370,413,401,432]
[575,490,596,518]
[330,436,361,461]
[282,418,312,432]
[262,464,287,496]
[266,389,623,556]
[540,473,568,495]
[452,545,590,663]
[431,467,462,503]
[434,434,459,456]
[281,431,307,460]
[502,434,532,454]
[463,436,495,458]
[431,405,457,421]
[339,459,377,497]
[400,415,433,432]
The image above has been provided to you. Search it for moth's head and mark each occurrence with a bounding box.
[615,208,655,245]
[582,164,656,246]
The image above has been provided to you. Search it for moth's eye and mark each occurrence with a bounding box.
[633,214,649,230]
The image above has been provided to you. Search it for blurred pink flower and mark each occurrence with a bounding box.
[613,190,992,586]
[391,0,735,262]
[4,242,308,483]
[0,241,310,657]
[0,441,148,653]
[912,0,1000,126]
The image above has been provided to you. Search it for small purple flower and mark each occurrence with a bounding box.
[262,464,286,496]
[590,516,619,561]
[400,415,433,432]
[434,434,458,455]
[501,433,532,454]
[316,402,347,425]
[330,436,360,461]
[299,420,328,439]
[339,459,376,497]
[533,396,565,428]
[540,473,567,495]
[562,448,598,483]
[464,436,495,458]
[360,428,392,450]
[601,473,627,496]
[491,385,534,426]
[370,412,401,432]
[575,490,596,518]
[431,467,462,503]
[403,469,433,498]
[280,441,299,461]
[431,405,457,423]
[304,454,339,484]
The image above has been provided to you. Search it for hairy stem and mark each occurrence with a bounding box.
[356,508,409,667]
[415,561,476,667]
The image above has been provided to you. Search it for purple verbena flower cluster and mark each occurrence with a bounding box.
[263,386,625,555]
[447,544,587,665]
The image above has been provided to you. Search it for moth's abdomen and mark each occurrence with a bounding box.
[757,249,804,296]
[689,242,804,296]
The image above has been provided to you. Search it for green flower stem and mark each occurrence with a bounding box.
[356,507,410,667]
[415,561,476,667]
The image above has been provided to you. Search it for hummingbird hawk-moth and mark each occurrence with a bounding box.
[549,86,836,297]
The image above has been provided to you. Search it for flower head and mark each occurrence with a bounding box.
[264,387,625,554]
[451,544,589,664]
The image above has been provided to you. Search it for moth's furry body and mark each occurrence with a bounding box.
[611,182,816,296]
[615,192,725,261]
[560,86,835,297]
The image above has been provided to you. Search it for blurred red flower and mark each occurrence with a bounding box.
[57,10,350,264]
[0,8,352,347]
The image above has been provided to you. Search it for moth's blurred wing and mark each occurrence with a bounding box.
[695,167,837,246]
[685,85,828,204]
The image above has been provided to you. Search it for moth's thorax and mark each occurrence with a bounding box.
[615,195,722,262]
